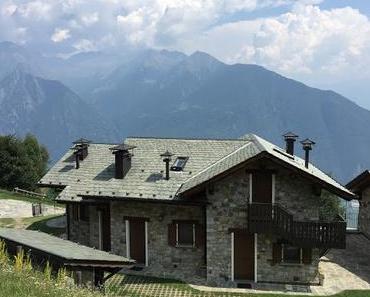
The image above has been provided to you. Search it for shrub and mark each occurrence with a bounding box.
[44,261,52,281]
[0,240,8,266]
[13,249,24,272]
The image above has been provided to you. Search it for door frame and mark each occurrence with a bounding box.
[249,171,275,204]
[96,204,111,252]
[230,230,257,282]
[243,171,276,283]
[125,217,149,266]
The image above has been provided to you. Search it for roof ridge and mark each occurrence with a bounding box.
[126,136,244,141]
[253,134,350,192]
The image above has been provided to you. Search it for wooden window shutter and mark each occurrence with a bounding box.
[272,243,282,265]
[168,224,176,246]
[195,224,205,248]
[302,248,312,264]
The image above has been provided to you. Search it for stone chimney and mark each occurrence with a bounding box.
[283,132,299,155]
[110,143,136,179]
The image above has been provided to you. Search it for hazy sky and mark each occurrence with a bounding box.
[2,0,370,108]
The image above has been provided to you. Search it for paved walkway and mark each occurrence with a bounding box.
[311,233,370,295]
[0,199,64,218]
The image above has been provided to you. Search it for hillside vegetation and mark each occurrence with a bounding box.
[0,134,48,191]
[0,241,103,297]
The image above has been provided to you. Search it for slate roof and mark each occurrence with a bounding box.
[0,228,132,266]
[39,134,354,202]
[346,170,370,195]
[178,134,353,198]
[39,137,247,201]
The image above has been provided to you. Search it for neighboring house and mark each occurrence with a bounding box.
[38,133,354,287]
[347,171,370,238]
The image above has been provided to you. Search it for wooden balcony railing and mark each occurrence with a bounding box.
[248,203,346,249]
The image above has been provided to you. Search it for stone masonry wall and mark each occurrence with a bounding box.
[68,204,90,245]
[206,169,250,287]
[67,161,324,287]
[275,168,321,221]
[206,162,322,287]
[257,234,320,284]
[88,206,100,249]
[110,201,205,283]
[68,204,101,249]
[359,187,370,238]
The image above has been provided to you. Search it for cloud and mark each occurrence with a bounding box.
[239,5,370,80]
[51,28,71,43]
[1,2,17,17]
[16,1,52,20]
[73,39,95,51]
[0,0,303,56]
[181,4,370,86]
[1,0,370,102]
[81,12,99,27]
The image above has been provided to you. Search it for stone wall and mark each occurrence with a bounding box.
[257,234,320,284]
[206,169,250,287]
[67,160,325,287]
[68,204,100,249]
[275,168,321,221]
[359,187,370,238]
[88,206,100,249]
[68,204,90,245]
[110,201,205,283]
[205,162,322,287]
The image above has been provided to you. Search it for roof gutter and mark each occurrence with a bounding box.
[77,194,208,206]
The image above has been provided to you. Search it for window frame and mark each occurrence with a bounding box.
[281,244,302,264]
[170,157,189,171]
[175,221,196,247]
[71,204,80,221]
[71,204,89,222]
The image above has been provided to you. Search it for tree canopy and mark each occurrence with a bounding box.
[0,134,49,191]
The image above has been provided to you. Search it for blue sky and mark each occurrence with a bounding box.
[1,0,370,108]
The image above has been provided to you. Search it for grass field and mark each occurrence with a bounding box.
[0,215,65,236]
[0,188,65,235]
[0,188,60,207]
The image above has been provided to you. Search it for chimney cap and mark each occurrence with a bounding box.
[160,150,173,160]
[110,143,136,152]
[283,132,299,140]
[300,138,315,149]
[73,138,92,145]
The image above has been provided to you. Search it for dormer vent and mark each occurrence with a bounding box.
[300,138,315,168]
[160,150,173,180]
[110,143,136,179]
[283,132,298,155]
[71,138,91,169]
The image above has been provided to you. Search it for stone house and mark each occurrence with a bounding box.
[347,171,370,238]
[39,133,354,287]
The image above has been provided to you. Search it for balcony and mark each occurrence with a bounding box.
[248,203,346,249]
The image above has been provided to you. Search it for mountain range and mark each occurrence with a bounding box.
[0,41,369,182]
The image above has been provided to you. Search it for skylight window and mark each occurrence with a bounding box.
[170,157,188,171]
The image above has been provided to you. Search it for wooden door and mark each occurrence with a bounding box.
[129,220,146,264]
[252,171,272,203]
[234,231,254,280]
[97,205,111,252]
